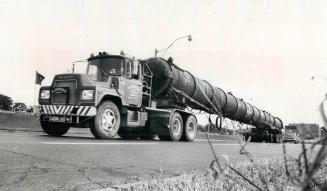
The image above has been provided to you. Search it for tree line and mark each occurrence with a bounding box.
[0,93,29,112]
[0,93,13,111]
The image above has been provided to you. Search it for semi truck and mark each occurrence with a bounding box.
[283,125,300,144]
[38,51,283,142]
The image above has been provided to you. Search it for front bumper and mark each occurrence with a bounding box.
[40,105,96,116]
[284,136,298,142]
[39,105,97,124]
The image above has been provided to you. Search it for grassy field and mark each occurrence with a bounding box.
[0,112,41,131]
[106,138,327,191]
[112,157,325,191]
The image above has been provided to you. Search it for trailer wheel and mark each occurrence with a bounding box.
[41,122,70,136]
[91,101,120,139]
[168,112,183,141]
[182,115,197,142]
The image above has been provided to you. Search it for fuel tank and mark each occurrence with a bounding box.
[146,57,282,130]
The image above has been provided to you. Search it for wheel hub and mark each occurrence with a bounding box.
[171,119,181,136]
[101,109,116,131]
[187,121,196,137]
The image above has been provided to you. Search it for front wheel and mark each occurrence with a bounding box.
[41,122,70,136]
[91,101,121,139]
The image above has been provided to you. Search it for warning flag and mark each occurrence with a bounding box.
[35,71,45,85]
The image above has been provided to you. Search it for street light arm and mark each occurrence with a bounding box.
[155,35,192,57]
[72,59,87,63]
[312,76,327,81]
[156,35,190,53]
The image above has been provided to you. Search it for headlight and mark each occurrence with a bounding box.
[81,90,94,100]
[40,90,50,99]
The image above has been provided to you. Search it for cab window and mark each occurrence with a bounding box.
[87,57,123,82]
[125,60,140,80]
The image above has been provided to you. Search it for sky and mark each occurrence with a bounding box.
[0,0,327,125]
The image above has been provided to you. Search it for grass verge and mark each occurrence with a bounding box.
[104,155,327,191]
[0,112,41,130]
[103,132,327,191]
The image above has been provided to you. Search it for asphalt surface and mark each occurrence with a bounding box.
[0,129,307,191]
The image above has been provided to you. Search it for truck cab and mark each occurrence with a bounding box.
[39,52,154,139]
[283,125,300,144]
[87,52,148,108]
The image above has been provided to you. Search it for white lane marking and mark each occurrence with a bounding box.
[41,142,159,145]
[212,143,240,146]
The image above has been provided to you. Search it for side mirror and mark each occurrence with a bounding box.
[111,77,119,89]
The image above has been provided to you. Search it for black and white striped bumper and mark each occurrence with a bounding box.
[40,105,96,116]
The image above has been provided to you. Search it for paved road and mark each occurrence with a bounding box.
[0,129,306,191]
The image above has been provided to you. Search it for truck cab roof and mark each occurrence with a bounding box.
[87,52,137,62]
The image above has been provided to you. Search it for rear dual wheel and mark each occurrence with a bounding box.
[169,112,184,141]
[182,115,197,142]
[158,112,197,142]
[158,112,183,141]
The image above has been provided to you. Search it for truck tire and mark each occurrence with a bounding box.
[182,115,197,142]
[41,122,70,136]
[168,112,183,141]
[91,101,120,139]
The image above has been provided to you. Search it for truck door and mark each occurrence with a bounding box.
[124,59,142,107]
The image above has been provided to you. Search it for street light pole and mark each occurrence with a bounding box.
[155,35,192,58]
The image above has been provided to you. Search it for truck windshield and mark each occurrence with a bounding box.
[87,57,123,81]
[285,126,297,133]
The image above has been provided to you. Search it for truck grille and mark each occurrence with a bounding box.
[52,91,67,104]
[52,80,77,104]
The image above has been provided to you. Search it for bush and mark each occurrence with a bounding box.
[0,94,13,111]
